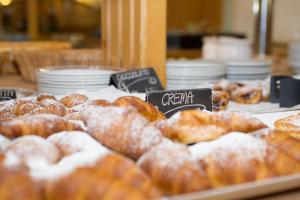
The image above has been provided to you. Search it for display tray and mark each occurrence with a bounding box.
[169,173,300,200]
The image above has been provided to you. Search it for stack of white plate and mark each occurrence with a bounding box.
[226,60,271,81]
[288,42,300,74]
[166,60,226,90]
[37,67,116,95]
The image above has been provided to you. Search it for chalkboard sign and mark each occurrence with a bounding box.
[270,76,300,107]
[146,88,212,118]
[0,89,17,102]
[110,68,164,93]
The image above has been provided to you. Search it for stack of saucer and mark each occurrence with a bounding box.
[226,60,271,81]
[288,42,300,74]
[37,67,116,95]
[166,60,226,90]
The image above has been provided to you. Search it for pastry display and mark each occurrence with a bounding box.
[0,93,299,199]
[212,79,270,105]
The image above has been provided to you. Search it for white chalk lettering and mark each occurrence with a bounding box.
[162,91,194,106]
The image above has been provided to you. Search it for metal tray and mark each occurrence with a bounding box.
[169,173,300,200]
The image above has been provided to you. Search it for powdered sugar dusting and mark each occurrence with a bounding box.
[189,132,267,162]
[47,131,109,156]
[0,134,10,151]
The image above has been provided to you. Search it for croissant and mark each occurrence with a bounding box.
[189,132,300,187]
[138,139,210,195]
[46,154,163,200]
[0,164,42,200]
[29,99,66,117]
[4,135,61,168]
[82,106,163,160]
[64,99,112,121]
[152,110,267,144]
[0,114,84,139]
[60,93,89,108]
[114,96,165,122]
[274,114,300,131]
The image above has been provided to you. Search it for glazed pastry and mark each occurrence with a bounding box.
[114,96,165,122]
[138,139,210,195]
[0,111,15,122]
[189,132,300,187]
[274,114,300,131]
[0,114,84,139]
[153,110,267,144]
[82,106,163,159]
[230,87,262,104]
[212,91,230,112]
[4,135,60,169]
[60,93,89,108]
[46,154,162,200]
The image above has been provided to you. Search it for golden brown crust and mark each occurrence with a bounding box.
[0,167,42,200]
[82,106,163,160]
[29,99,66,117]
[36,93,57,102]
[46,154,162,200]
[274,114,300,131]
[60,94,89,108]
[114,96,165,122]
[154,110,267,144]
[138,140,210,195]
[0,114,84,139]
[230,87,262,104]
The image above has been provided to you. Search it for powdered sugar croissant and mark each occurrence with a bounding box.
[0,114,84,139]
[82,106,163,160]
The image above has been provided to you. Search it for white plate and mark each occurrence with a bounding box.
[226,59,271,66]
[37,67,116,76]
[166,60,225,68]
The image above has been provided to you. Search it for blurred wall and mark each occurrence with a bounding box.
[224,0,300,44]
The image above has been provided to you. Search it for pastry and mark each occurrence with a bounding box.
[29,99,66,116]
[0,167,42,200]
[60,93,89,108]
[274,114,300,131]
[230,87,262,104]
[4,135,60,169]
[189,132,300,187]
[114,96,165,122]
[36,93,57,102]
[153,110,267,144]
[46,154,162,200]
[212,91,230,111]
[82,106,163,159]
[0,114,84,139]
[225,82,245,94]
[138,139,210,195]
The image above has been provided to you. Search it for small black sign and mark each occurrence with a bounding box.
[110,68,164,93]
[0,89,17,102]
[146,88,212,118]
[270,76,300,107]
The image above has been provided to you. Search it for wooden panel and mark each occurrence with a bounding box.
[167,0,223,31]
[102,0,167,85]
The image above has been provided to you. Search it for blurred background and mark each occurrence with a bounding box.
[0,0,299,51]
